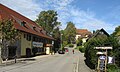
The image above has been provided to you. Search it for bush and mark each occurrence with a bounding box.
[79,46,85,53]
[84,36,120,69]
[69,44,74,47]
[75,46,80,50]
[63,41,68,48]
[84,36,108,69]
[107,64,120,72]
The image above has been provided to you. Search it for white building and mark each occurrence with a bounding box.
[76,29,92,44]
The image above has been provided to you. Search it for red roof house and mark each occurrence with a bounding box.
[0,4,54,57]
[76,29,92,43]
[0,4,54,40]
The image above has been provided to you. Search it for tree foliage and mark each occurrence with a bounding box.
[76,38,82,46]
[0,19,19,42]
[52,27,60,39]
[35,10,61,36]
[84,35,120,69]
[64,22,76,44]
[112,26,120,36]
[35,10,62,50]
[111,26,120,67]
[0,19,19,59]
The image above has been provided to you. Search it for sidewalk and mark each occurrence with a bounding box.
[0,54,51,66]
[78,52,94,72]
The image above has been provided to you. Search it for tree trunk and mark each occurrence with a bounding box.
[0,46,2,64]
[2,40,9,62]
[0,39,3,64]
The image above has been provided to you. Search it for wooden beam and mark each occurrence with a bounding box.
[95,47,112,49]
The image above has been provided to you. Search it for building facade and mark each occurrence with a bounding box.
[0,4,54,59]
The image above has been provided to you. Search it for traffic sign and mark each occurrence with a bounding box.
[99,56,106,60]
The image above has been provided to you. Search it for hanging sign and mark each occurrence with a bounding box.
[33,42,43,47]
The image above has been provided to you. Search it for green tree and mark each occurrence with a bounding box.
[52,27,60,39]
[111,26,120,67]
[59,30,68,49]
[0,19,19,63]
[84,35,120,69]
[35,10,61,51]
[85,35,107,68]
[35,10,61,36]
[112,26,120,36]
[64,22,76,44]
[76,38,82,46]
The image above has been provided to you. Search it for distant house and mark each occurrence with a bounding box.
[92,28,109,38]
[76,29,92,43]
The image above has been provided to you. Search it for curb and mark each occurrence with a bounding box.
[0,54,51,66]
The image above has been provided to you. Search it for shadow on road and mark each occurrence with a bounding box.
[20,58,36,61]
[84,59,95,69]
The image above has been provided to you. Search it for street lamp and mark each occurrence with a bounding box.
[61,34,63,49]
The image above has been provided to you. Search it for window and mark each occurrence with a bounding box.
[26,34,31,41]
[38,38,42,42]
[34,37,37,42]
[99,31,104,35]
[24,34,26,38]
[29,35,31,41]
[33,36,35,41]
[36,38,38,42]
[21,21,26,26]
[85,35,88,37]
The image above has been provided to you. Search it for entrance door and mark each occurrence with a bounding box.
[26,48,31,57]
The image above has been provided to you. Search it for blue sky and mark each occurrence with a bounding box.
[0,0,120,34]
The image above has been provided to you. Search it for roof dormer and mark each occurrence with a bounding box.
[33,25,37,32]
[21,21,26,27]
[33,25,36,29]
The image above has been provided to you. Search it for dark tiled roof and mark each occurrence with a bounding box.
[0,4,54,40]
[92,28,109,37]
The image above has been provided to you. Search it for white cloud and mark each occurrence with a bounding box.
[0,0,43,20]
[0,0,117,34]
[47,0,115,33]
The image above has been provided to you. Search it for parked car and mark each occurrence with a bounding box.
[64,48,68,53]
[58,50,65,54]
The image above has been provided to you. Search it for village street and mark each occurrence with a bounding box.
[0,48,92,72]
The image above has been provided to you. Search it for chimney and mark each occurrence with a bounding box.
[93,30,95,34]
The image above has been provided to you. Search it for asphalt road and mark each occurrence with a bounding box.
[0,48,91,72]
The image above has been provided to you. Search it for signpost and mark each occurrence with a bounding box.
[95,47,112,72]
